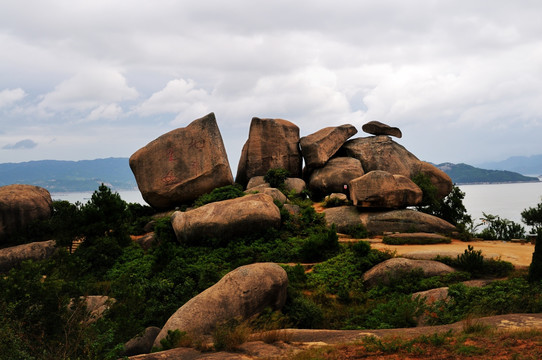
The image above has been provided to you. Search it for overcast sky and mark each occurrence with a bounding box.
[1,0,541,171]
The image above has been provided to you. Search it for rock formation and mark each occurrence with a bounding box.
[0,184,53,243]
[0,240,57,272]
[123,326,161,357]
[171,193,281,244]
[299,124,358,168]
[363,257,456,288]
[235,117,302,186]
[342,136,452,199]
[362,120,402,138]
[308,157,364,197]
[129,113,233,209]
[153,262,288,347]
[349,170,423,208]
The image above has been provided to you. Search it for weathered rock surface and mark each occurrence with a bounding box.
[323,206,365,233]
[299,124,358,168]
[246,176,306,194]
[153,263,288,347]
[362,209,456,234]
[309,157,364,196]
[363,258,456,287]
[134,232,156,251]
[0,184,53,242]
[171,193,281,244]
[362,120,402,138]
[123,326,161,357]
[0,240,57,272]
[129,113,233,209]
[349,171,423,208]
[342,136,452,199]
[245,186,287,205]
[236,118,302,186]
[383,232,451,244]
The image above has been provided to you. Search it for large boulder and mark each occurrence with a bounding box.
[246,176,306,194]
[0,184,53,242]
[342,136,452,199]
[362,209,456,234]
[323,206,364,233]
[123,326,161,357]
[129,113,233,209]
[153,263,288,347]
[308,157,364,197]
[0,240,57,272]
[171,193,281,244]
[299,124,358,168]
[362,120,402,138]
[363,257,456,288]
[349,171,422,208]
[235,118,302,186]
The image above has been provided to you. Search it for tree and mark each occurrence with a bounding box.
[522,199,542,282]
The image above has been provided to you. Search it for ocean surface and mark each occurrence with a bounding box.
[52,181,542,229]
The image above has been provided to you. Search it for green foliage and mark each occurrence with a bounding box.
[352,240,371,257]
[365,294,426,329]
[529,229,542,282]
[321,196,349,208]
[382,235,451,245]
[412,174,472,228]
[342,224,368,239]
[159,329,190,350]
[299,226,339,262]
[212,318,251,351]
[264,168,290,189]
[477,212,525,240]
[282,295,323,329]
[193,184,245,207]
[522,199,542,230]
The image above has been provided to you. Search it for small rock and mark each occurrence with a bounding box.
[362,120,402,138]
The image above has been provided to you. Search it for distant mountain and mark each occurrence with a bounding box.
[477,154,542,176]
[436,162,540,184]
[0,158,137,192]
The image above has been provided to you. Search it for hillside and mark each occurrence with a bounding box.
[437,162,540,184]
[477,154,542,176]
[0,157,137,192]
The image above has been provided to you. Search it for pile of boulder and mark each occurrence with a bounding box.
[129,113,455,236]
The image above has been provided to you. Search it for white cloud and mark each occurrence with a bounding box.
[86,103,123,122]
[38,68,138,112]
[0,88,26,108]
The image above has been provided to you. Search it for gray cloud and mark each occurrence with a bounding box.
[3,139,38,150]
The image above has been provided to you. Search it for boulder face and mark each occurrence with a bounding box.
[362,120,402,138]
[154,263,288,347]
[123,326,161,357]
[342,136,452,199]
[0,240,57,272]
[0,184,53,242]
[246,176,306,194]
[129,113,233,210]
[323,206,364,233]
[362,209,456,234]
[363,257,456,288]
[299,124,358,168]
[171,193,281,244]
[235,118,302,186]
[308,157,364,197]
[349,171,422,208]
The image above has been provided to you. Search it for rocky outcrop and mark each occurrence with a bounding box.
[171,193,281,244]
[129,113,233,209]
[342,136,452,199]
[0,240,57,272]
[362,209,456,234]
[245,186,287,205]
[235,118,302,186]
[246,176,306,194]
[323,206,365,233]
[363,258,456,288]
[308,157,364,197]
[153,263,288,347]
[299,124,358,168]
[349,171,422,208]
[0,184,53,242]
[362,120,402,138]
[123,326,161,357]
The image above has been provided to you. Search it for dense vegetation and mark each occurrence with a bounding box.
[1,180,541,359]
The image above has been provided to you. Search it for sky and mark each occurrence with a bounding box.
[1,0,541,172]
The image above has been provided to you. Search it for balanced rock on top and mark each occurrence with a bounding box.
[299,124,358,168]
[129,113,233,209]
[362,120,402,138]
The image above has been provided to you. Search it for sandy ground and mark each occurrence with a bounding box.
[369,238,535,267]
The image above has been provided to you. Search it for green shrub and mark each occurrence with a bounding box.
[382,235,451,245]
[456,245,484,275]
[212,318,251,351]
[193,184,245,207]
[159,329,190,350]
[264,168,290,189]
[283,295,323,329]
[352,240,371,257]
[343,224,369,239]
[322,196,349,208]
[476,213,525,240]
[300,227,339,262]
[365,294,426,329]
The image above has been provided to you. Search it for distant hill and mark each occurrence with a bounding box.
[0,158,137,192]
[436,162,540,184]
[477,154,542,176]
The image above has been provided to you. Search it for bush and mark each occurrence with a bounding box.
[382,235,451,245]
[343,224,369,239]
[193,184,245,207]
[212,318,251,351]
[476,213,525,241]
[264,168,290,189]
[283,295,323,329]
